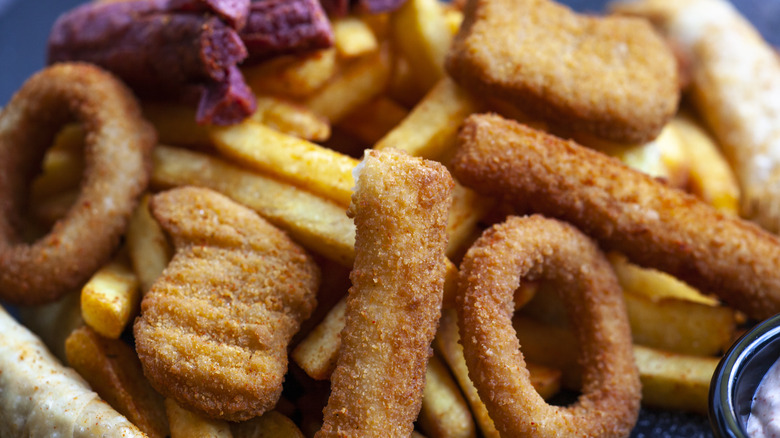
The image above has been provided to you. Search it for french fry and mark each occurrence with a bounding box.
[126,194,173,294]
[142,102,212,149]
[243,48,339,99]
[671,110,741,215]
[294,256,351,344]
[360,11,391,40]
[518,275,723,374]
[374,77,481,160]
[251,95,331,142]
[607,252,718,305]
[30,189,79,226]
[291,297,347,380]
[151,145,462,294]
[633,345,718,415]
[17,289,84,363]
[230,410,305,438]
[579,123,690,189]
[371,77,491,257]
[513,315,718,414]
[146,96,331,147]
[443,5,464,35]
[337,97,409,145]
[418,353,477,438]
[445,184,493,259]
[209,120,359,207]
[516,282,568,326]
[305,46,392,124]
[390,0,453,94]
[31,123,85,200]
[165,398,233,438]
[65,326,169,438]
[387,53,423,108]
[512,315,584,390]
[212,95,488,257]
[80,251,141,339]
[293,279,535,382]
[152,145,356,266]
[332,16,379,58]
[434,309,561,438]
[606,252,736,355]
[623,291,736,356]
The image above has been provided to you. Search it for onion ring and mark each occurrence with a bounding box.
[0,62,155,306]
[457,215,640,438]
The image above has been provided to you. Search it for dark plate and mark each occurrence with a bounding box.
[1,1,779,437]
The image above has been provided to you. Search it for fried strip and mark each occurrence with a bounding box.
[0,305,145,438]
[317,149,454,437]
[451,113,780,320]
[612,0,780,233]
[0,62,155,306]
[457,215,640,437]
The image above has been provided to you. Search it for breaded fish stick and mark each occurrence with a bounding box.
[451,113,780,320]
[0,305,145,438]
[612,0,780,233]
[317,149,454,437]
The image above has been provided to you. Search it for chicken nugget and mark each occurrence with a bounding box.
[134,186,320,421]
[446,0,679,144]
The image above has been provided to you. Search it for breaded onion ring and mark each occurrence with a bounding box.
[457,215,641,438]
[0,62,155,306]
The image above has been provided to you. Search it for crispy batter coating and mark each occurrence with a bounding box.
[445,0,679,144]
[451,113,780,320]
[0,62,155,306]
[134,186,320,421]
[613,0,780,233]
[458,215,640,438]
[317,149,454,437]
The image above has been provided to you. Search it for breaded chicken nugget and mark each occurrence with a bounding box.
[446,0,679,144]
[134,186,320,421]
[452,113,780,321]
[317,149,454,437]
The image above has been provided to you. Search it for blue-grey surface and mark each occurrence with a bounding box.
[0,0,778,437]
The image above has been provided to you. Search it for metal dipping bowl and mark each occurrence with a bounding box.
[710,313,780,437]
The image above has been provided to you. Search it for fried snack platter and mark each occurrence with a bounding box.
[1,0,779,437]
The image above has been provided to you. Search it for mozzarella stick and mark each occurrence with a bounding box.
[612,0,780,233]
[317,149,454,437]
[0,305,145,438]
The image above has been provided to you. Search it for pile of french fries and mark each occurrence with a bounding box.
[19,0,747,436]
